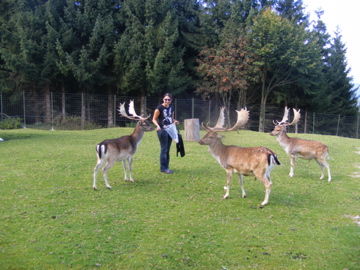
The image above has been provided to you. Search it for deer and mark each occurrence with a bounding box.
[270,107,331,182]
[93,100,154,190]
[199,108,280,207]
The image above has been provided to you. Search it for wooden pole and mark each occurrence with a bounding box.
[336,114,340,136]
[356,111,359,139]
[191,98,194,118]
[23,91,26,128]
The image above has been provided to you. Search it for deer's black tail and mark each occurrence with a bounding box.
[268,153,281,166]
[96,143,107,159]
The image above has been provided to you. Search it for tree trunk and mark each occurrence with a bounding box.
[107,91,114,128]
[140,95,147,116]
[32,90,41,123]
[258,72,268,132]
[259,100,266,132]
[237,88,247,109]
[184,118,200,141]
[221,91,231,128]
[86,93,91,121]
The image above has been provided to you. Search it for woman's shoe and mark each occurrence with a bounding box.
[161,169,174,174]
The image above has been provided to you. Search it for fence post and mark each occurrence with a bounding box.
[81,92,85,129]
[208,100,211,124]
[356,111,359,139]
[113,94,116,127]
[0,91,3,120]
[50,91,54,131]
[312,112,315,134]
[23,91,26,128]
[336,114,340,136]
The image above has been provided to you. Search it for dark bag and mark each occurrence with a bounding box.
[176,133,185,157]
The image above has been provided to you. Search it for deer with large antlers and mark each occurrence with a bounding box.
[270,107,331,182]
[199,108,280,207]
[93,100,154,190]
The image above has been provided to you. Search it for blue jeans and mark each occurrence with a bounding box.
[157,129,172,171]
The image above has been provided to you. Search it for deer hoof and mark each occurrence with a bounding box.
[93,186,98,190]
[106,186,112,190]
[259,202,268,208]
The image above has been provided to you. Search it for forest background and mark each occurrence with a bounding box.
[0,0,358,132]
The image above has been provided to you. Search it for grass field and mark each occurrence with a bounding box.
[0,128,359,270]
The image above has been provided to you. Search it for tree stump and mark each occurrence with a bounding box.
[184,118,200,141]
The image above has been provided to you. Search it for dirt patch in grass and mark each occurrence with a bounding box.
[350,148,360,178]
[345,215,360,226]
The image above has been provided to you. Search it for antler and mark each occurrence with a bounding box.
[118,100,150,121]
[288,108,301,126]
[273,107,300,126]
[227,108,249,131]
[203,107,249,131]
[280,106,290,124]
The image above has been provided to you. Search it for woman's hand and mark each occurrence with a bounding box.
[174,120,179,125]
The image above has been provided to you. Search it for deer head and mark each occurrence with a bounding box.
[271,107,300,136]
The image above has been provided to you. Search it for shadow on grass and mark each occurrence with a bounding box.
[0,131,47,142]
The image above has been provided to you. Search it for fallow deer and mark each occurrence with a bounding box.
[270,107,331,182]
[199,108,280,207]
[93,100,154,190]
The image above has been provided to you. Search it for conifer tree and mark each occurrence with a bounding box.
[1,0,62,123]
[309,10,334,112]
[114,0,199,101]
[326,31,358,115]
[276,0,309,26]
[56,0,119,126]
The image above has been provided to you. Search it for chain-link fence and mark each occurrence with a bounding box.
[1,91,359,138]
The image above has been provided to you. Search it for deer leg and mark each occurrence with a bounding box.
[127,157,134,182]
[102,161,114,189]
[223,169,233,199]
[93,158,104,190]
[319,162,325,180]
[317,159,331,182]
[255,171,272,207]
[238,174,246,198]
[326,163,331,182]
[289,155,296,177]
[122,160,129,181]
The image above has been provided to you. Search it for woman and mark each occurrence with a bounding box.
[152,93,179,174]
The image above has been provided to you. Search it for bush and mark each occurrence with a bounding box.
[0,117,21,129]
[54,115,100,130]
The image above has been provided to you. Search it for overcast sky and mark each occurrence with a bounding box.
[302,0,360,93]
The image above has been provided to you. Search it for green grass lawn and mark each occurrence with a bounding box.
[0,128,359,270]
